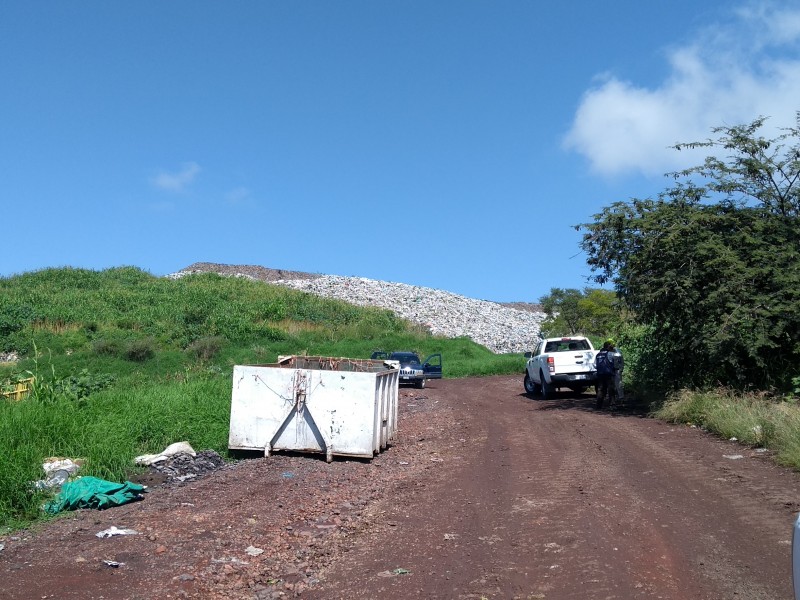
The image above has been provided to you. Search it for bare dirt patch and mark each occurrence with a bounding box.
[1,377,798,599]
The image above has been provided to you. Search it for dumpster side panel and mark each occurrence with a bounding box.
[229,363,394,459]
[229,365,295,450]
[382,370,399,444]
[307,369,377,457]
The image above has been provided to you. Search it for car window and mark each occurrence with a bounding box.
[548,340,590,352]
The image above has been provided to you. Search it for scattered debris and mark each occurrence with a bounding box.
[0,543,4,552]
[0,351,19,363]
[146,450,225,484]
[32,457,84,490]
[102,560,124,568]
[211,557,250,565]
[44,477,146,514]
[245,546,264,557]
[543,542,563,553]
[43,458,83,477]
[444,533,459,540]
[135,441,196,466]
[723,455,745,460]
[96,526,138,538]
[32,470,70,491]
[281,472,295,479]
[377,568,410,578]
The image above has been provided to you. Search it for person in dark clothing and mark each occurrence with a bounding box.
[594,341,616,409]
[607,339,624,403]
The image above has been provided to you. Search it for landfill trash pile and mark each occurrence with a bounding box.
[169,264,545,353]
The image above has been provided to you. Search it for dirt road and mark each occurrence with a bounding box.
[1,376,798,599]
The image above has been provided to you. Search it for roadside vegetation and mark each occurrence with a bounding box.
[0,268,521,529]
[566,113,800,467]
[653,388,800,469]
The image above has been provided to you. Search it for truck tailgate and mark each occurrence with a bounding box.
[552,351,595,373]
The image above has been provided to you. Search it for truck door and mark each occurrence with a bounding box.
[422,354,443,379]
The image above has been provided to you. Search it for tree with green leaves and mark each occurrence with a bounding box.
[579,114,800,392]
[539,287,620,339]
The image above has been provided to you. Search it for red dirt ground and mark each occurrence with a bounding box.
[1,376,798,599]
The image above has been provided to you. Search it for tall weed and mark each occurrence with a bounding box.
[655,388,800,467]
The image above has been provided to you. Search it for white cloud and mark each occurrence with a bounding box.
[736,3,800,45]
[564,2,800,177]
[151,162,201,192]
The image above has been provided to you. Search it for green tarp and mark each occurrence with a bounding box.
[44,476,145,514]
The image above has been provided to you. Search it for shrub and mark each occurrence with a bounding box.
[92,338,122,357]
[55,369,117,400]
[124,338,155,362]
[0,304,38,336]
[186,336,225,361]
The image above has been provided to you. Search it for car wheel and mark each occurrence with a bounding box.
[540,371,553,399]
[416,378,426,389]
[524,373,536,394]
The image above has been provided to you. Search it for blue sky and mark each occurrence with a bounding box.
[3,1,800,302]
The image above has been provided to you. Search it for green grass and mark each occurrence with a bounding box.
[0,267,524,528]
[654,388,800,468]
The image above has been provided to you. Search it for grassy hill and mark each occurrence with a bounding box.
[0,266,523,528]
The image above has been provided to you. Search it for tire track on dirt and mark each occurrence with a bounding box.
[509,397,700,599]
[573,411,797,600]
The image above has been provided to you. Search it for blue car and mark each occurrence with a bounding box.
[371,351,443,388]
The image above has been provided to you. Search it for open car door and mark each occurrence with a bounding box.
[422,353,442,379]
[370,351,389,360]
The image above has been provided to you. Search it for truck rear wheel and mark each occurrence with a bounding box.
[524,373,536,394]
[540,371,554,399]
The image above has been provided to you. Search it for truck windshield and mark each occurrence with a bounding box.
[389,352,421,364]
[545,340,591,352]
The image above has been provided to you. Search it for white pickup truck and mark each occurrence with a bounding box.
[523,336,597,398]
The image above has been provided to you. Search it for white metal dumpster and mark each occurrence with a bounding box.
[228,356,399,461]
